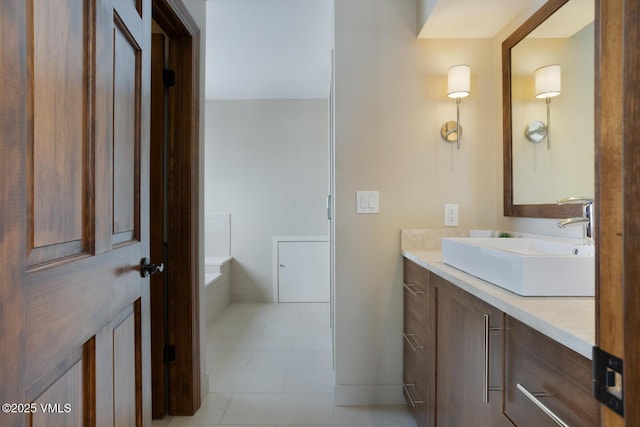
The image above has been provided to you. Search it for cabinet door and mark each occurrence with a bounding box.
[278,241,329,302]
[434,275,503,427]
[504,316,596,427]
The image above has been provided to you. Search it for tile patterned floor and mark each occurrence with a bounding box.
[152,303,416,427]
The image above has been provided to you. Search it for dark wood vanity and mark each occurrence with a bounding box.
[403,258,597,427]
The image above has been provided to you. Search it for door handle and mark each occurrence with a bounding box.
[140,257,164,277]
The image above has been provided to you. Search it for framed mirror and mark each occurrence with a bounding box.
[502,0,595,218]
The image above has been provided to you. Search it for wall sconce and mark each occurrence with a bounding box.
[525,64,561,149]
[441,65,470,150]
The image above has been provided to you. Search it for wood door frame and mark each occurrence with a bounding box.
[621,0,640,424]
[596,0,640,425]
[151,0,202,416]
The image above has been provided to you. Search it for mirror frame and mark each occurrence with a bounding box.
[502,0,582,218]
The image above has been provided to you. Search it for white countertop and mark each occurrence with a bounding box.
[403,249,595,359]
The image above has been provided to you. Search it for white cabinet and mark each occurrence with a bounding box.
[274,237,329,302]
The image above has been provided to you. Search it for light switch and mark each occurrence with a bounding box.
[359,196,367,210]
[356,191,379,214]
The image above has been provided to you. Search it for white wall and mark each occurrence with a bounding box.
[204,99,329,302]
[333,0,499,404]
[180,0,207,395]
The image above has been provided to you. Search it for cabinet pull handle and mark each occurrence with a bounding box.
[402,383,424,407]
[517,383,569,427]
[402,333,424,351]
[482,314,502,403]
[483,314,490,403]
[403,283,424,296]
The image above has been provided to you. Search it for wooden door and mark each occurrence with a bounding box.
[0,0,152,426]
[433,276,503,427]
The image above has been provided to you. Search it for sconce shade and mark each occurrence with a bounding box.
[447,65,470,98]
[535,65,561,99]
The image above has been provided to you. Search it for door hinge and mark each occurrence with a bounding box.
[593,346,624,417]
[163,344,176,363]
[162,69,176,87]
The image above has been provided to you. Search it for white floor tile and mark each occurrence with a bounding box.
[247,351,332,370]
[284,370,334,394]
[281,425,393,427]
[207,337,224,353]
[207,322,266,339]
[249,311,300,324]
[198,303,412,427]
[334,405,417,427]
[151,417,172,427]
[218,335,294,351]
[220,394,335,425]
[207,350,252,369]
[293,335,332,352]
[209,369,287,393]
[167,393,232,426]
[262,323,331,338]
[258,303,329,315]
[218,425,275,427]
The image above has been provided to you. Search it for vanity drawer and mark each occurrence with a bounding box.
[504,317,596,427]
[403,326,429,379]
[404,282,430,334]
[403,350,431,427]
[404,258,430,326]
[404,258,430,291]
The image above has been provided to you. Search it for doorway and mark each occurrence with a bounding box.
[150,0,202,418]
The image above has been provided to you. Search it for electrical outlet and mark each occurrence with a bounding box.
[444,204,459,226]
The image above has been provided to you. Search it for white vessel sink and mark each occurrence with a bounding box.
[441,237,594,296]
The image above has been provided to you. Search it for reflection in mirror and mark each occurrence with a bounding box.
[503,0,595,218]
[524,120,547,144]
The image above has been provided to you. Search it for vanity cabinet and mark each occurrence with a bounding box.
[403,257,596,427]
[504,316,596,427]
[432,274,504,427]
[402,259,502,427]
[402,258,434,427]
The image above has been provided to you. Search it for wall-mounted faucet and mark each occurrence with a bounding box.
[557,197,594,243]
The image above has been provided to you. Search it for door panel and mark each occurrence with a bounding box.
[28,0,88,266]
[0,0,152,426]
[30,361,83,427]
[113,19,141,242]
[113,306,140,427]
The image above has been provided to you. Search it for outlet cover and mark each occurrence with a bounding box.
[444,204,459,226]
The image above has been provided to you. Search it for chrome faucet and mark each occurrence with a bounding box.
[557,197,594,242]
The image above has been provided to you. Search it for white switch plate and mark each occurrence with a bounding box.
[444,203,459,226]
[356,191,379,214]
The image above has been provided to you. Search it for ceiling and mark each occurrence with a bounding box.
[418,0,535,38]
[204,0,572,100]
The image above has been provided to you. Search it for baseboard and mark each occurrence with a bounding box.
[334,384,405,405]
